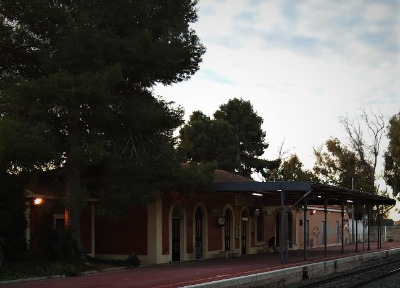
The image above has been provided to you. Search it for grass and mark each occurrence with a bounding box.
[0,260,90,281]
[0,254,141,281]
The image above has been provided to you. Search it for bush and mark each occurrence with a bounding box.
[0,259,90,280]
[0,174,28,262]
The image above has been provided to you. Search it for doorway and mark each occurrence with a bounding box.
[224,210,232,251]
[172,207,183,262]
[241,211,248,255]
[194,207,203,260]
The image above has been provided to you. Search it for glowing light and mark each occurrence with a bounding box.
[34,198,43,205]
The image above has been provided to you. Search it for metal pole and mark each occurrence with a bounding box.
[367,204,370,250]
[355,202,358,252]
[377,206,381,249]
[285,211,289,263]
[351,202,354,244]
[303,197,308,261]
[341,200,345,254]
[324,194,328,257]
[280,190,285,264]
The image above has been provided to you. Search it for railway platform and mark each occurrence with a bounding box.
[2,241,400,288]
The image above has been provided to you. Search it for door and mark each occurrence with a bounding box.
[241,211,247,255]
[288,213,293,248]
[55,218,65,256]
[195,208,202,260]
[224,210,231,251]
[172,217,181,261]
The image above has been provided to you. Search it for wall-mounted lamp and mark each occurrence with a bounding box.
[33,198,43,205]
[310,209,316,215]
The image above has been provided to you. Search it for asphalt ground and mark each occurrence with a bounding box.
[2,242,400,288]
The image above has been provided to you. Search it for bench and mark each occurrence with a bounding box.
[219,250,240,259]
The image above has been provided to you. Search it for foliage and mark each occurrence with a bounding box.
[178,99,278,178]
[178,111,240,173]
[313,138,375,192]
[384,112,400,199]
[0,173,28,262]
[265,154,318,182]
[0,0,205,257]
[338,110,385,192]
[0,259,92,280]
[214,98,273,177]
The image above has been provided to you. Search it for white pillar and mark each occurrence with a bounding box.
[147,193,163,264]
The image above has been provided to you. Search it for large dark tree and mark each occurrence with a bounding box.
[0,0,205,258]
[384,112,400,199]
[214,98,274,178]
[178,111,240,173]
[179,99,278,178]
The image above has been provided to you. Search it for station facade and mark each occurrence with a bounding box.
[27,169,374,265]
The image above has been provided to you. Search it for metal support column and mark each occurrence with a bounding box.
[377,205,381,249]
[280,190,286,264]
[324,194,328,257]
[341,200,345,254]
[285,210,289,263]
[355,202,358,252]
[303,197,308,261]
[367,204,370,250]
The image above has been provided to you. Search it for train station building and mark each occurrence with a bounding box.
[26,169,396,265]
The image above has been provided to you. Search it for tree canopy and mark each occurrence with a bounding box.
[265,154,317,182]
[0,0,205,258]
[178,111,240,173]
[214,98,270,177]
[384,112,400,199]
[178,98,279,178]
[313,138,375,192]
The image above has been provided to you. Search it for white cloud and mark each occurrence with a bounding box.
[156,1,400,215]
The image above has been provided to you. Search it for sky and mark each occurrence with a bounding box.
[155,0,400,216]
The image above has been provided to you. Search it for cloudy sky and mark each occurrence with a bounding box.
[155,0,399,201]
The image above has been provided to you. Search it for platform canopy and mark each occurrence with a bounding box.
[211,181,396,207]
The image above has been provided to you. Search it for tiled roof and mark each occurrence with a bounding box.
[214,169,254,183]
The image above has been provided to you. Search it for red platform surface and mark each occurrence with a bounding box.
[3,242,400,288]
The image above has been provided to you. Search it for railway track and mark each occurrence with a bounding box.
[285,258,400,288]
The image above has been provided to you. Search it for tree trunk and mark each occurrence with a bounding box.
[64,123,86,260]
[64,162,86,260]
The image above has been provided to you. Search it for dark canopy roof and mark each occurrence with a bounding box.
[211,181,396,206]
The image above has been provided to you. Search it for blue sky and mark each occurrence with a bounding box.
[155,0,400,213]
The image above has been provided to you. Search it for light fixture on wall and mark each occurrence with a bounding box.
[33,198,43,205]
[310,209,316,215]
